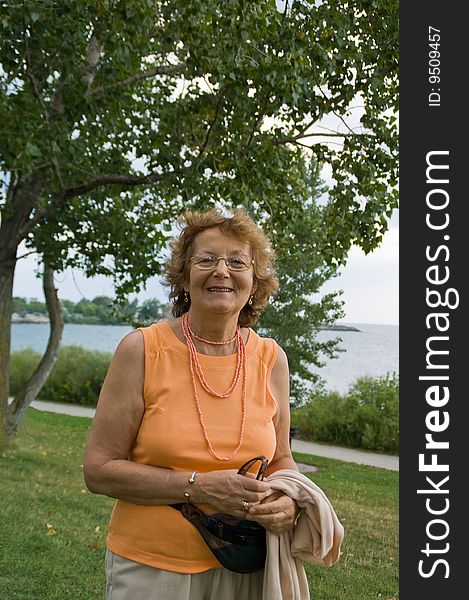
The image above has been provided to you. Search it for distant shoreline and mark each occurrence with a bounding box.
[12,314,50,324]
[11,313,130,326]
[12,317,361,331]
[11,317,131,326]
[317,324,361,332]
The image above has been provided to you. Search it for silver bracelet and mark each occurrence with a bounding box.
[184,471,198,502]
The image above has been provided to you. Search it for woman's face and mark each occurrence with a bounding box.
[185,227,256,321]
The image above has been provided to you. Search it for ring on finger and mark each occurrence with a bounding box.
[242,500,249,511]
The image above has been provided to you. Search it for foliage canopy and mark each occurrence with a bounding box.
[0,0,398,435]
[1,0,398,286]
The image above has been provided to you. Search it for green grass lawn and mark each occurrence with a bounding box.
[0,410,398,599]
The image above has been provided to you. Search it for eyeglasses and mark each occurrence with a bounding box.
[237,456,269,481]
[190,254,254,272]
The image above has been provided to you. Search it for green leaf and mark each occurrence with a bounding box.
[26,143,41,157]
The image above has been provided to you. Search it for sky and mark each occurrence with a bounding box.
[12,210,399,326]
[321,218,399,325]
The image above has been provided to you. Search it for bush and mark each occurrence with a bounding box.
[9,348,42,394]
[291,373,399,454]
[9,346,112,406]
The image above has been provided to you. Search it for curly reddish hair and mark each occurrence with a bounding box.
[163,208,278,327]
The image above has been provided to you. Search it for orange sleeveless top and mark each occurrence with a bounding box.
[106,321,278,573]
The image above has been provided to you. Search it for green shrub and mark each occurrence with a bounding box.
[345,374,399,452]
[9,348,42,394]
[291,373,399,454]
[9,346,112,406]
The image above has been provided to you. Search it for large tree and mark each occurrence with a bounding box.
[0,0,398,439]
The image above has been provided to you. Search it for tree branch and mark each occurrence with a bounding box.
[243,98,270,150]
[275,131,374,146]
[6,171,20,206]
[16,249,38,260]
[316,84,357,137]
[9,176,46,239]
[6,264,64,435]
[22,19,50,124]
[88,63,187,99]
[243,0,290,151]
[18,167,190,241]
[19,86,223,241]
[196,90,226,163]
[82,35,102,88]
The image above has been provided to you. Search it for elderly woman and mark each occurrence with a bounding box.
[84,208,301,600]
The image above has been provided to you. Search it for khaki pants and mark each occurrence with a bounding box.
[105,550,264,600]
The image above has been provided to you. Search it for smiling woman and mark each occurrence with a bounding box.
[165,209,279,328]
[83,208,343,600]
[182,228,255,332]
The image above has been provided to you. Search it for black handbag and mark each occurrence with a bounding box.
[171,456,268,574]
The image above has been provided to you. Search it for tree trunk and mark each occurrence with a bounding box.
[5,265,64,436]
[0,174,46,441]
[0,253,16,445]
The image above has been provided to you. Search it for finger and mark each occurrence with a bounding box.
[230,497,264,514]
[263,491,283,502]
[249,491,282,506]
[238,491,272,505]
[247,497,289,515]
[240,487,271,501]
[248,510,288,522]
[238,477,271,493]
[256,496,289,512]
[245,511,291,533]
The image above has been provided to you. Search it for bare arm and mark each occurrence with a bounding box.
[266,344,298,475]
[245,343,300,533]
[83,329,270,514]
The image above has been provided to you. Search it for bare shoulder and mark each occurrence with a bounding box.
[273,342,288,365]
[271,341,289,377]
[100,329,145,397]
[111,329,145,369]
[115,328,144,357]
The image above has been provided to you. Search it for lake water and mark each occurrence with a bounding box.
[309,323,398,393]
[11,322,134,355]
[11,322,398,394]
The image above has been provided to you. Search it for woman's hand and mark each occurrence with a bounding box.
[244,491,299,535]
[195,470,271,518]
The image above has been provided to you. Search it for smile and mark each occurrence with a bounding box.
[207,287,233,292]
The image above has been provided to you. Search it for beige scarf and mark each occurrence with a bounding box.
[261,469,344,600]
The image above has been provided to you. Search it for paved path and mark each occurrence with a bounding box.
[30,400,399,471]
[292,439,398,471]
[31,400,97,418]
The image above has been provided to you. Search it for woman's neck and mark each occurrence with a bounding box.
[186,309,239,343]
[177,311,245,356]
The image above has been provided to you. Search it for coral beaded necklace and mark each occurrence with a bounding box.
[181,312,246,461]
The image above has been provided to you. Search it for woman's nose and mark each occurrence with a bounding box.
[213,257,230,276]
